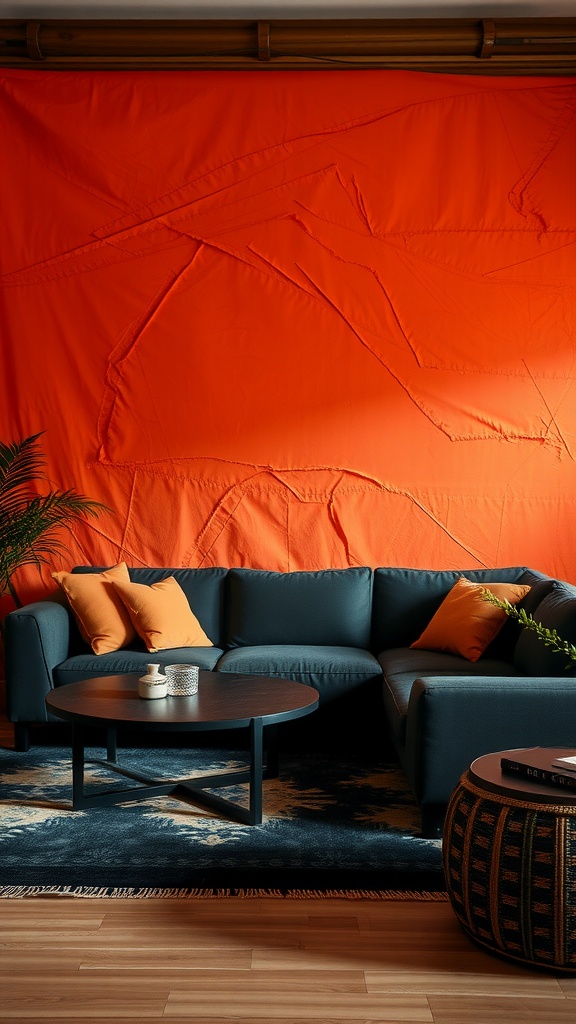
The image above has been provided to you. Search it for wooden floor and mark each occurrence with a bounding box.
[2,708,576,1022]
[2,893,576,1023]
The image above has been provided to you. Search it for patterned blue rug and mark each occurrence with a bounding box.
[0,742,444,896]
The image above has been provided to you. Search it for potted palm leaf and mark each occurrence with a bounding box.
[0,432,109,608]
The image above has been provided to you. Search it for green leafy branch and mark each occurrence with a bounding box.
[482,588,576,669]
[0,432,110,606]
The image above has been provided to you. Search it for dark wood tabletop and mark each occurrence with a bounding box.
[469,747,576,805]
[45,672,319,733]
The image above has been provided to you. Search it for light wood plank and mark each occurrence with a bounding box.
[165,988,434,1020]
[557,977,576,996]
[306,914,360,930]
[251,946,559,980]
[0,977,169,1019]
[79,948,252,969]
[365,970,564,997]
[0,950,84,971]
[428,994,576,1022]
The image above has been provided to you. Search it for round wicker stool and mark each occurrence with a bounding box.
[444,749,576,973]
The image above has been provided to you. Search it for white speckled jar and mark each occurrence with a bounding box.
[138,663,168,699]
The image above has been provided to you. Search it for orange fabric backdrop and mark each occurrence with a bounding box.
[1,68,575,603]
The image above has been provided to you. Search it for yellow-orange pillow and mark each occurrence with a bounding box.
[111,576,213,652]
[52,562,137,655]
[409,577,531,662]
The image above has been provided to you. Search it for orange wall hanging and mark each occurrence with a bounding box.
[1,68,575,602]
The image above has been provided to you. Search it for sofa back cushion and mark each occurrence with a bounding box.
[371,566,535,654]
[489,569,556,656]
[513,580,576,676]
[225,567,373,649]
[72,566,228,648]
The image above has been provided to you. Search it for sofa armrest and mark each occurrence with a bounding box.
[404,675,576,810]
[4,600,73,724]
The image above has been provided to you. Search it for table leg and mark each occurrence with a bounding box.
[249,717,264,825]
[264,723,279,778]
[71,726,86,811]
[106,727,117,763]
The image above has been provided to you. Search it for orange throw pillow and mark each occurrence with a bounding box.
[111,576,213,652]
[410,577,531,662]
[52,562,137,655]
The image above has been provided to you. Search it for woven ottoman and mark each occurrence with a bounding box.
[443,749,576,973]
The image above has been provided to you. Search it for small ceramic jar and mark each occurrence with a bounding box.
[138,663,168,699]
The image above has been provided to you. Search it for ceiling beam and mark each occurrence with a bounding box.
[0,17,575,74]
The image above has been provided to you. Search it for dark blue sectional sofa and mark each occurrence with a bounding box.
[5,563,576,836]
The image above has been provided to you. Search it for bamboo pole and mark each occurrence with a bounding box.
[0,17,575,73]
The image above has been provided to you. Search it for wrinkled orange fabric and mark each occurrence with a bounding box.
[1,69,575,603]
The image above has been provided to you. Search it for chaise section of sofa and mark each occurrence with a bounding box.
[374,566,576,835]
[404,674,576,836]
[374,566,555,752]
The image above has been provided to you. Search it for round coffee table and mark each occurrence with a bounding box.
[444,747,576,972]
[45,672,319,825]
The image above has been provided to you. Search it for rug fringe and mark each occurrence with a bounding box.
[0,884,448,900]
[284,888,448,901]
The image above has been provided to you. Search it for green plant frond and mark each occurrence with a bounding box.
[0,511,73,580]
[0,487,104,524]
[0,432,112,604]
[26,490,109,518]
[0,492,108,544]
[1,534,70,574]
[481,587,576,668]
[0,432,48,498]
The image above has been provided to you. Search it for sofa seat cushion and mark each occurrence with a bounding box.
[216,645,382,703]
[379,648,521,747]
[53,645,224,686]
